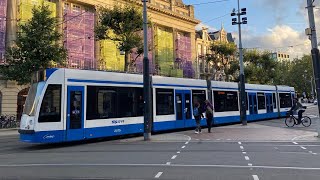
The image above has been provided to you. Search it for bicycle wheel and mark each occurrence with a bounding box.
[285,116,295,127]
[302,116,312,127]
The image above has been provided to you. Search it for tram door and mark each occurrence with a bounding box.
[265,93,273,113]
[66,86,85,141]
[175,90,192,128]
[248,93,258,115]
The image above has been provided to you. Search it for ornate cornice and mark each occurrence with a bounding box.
[126,0,200,24]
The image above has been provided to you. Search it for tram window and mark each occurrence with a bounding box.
[87,86,143,120]
[192,90,206,111]
[279,93,292,108]
[156,89,174,115]
[257,93,266,110]
[245,92,248,110]
[38,85,62,123]
[273,93,277,109]
[213,91,239,112]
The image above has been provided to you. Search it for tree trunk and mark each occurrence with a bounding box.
[124,51,130,72]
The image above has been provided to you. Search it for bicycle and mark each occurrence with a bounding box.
[285,111,312,127]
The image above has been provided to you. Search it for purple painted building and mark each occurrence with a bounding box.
[175,33,194,78]
[63,4,95,69]
[0,0,7,64]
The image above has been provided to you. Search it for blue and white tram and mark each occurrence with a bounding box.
[19,68,295,143]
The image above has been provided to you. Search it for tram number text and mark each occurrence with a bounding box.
[112,120,125,124]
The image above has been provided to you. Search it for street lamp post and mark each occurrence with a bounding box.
[143,0,151,140]
[231,0,247,125]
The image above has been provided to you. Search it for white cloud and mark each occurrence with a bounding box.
[196,23,217,32]
[232,25,310,58]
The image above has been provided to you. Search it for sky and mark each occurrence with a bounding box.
[183,0,313,58]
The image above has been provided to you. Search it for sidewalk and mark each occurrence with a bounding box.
[0,128,19,137]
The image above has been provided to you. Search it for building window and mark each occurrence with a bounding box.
[257,93,265,110]
[213,91,239,112]
[156,89,174,115]
[87,86,144,120]
[39,85,62,123]
[73,4,81,13]
[279,93,292,108]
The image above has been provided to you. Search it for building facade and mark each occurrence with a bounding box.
[271,52,290,61]
[0,0,200,118]
[195,26,235,80]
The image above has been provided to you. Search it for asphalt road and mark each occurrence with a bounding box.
[1,105,320,179]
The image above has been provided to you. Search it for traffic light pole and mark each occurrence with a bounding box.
[306,0,320,137]
[143,0,151,140]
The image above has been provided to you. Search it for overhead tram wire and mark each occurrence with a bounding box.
[203,12,230,23]
[191,0,230,6]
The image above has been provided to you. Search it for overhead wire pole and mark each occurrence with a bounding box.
[306,0,320,137]
[143,0,151,140]
[232,0,247,125]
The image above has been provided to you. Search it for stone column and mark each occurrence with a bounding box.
[6,0,17,47]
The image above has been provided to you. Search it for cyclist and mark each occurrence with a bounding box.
[289,98,305,124]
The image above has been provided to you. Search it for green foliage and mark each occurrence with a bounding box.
[95,5,146,71]
[243,50,277,84]
[0,5,67,85]
[275,55,313,97]
[208,41,237,80]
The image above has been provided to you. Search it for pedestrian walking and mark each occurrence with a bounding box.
[193,102,203,134]
[204,100,214,133]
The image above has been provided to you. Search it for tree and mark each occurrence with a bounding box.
[243,49,277,84]
[95,5,146,72]
[209,41,237,81]
[0,5,67,85]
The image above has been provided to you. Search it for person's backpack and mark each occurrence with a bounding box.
[193,107,199,116]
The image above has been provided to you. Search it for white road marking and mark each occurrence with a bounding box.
[274,147,278,150]
[293,142,298,145]
[155,172,163,178]
[245,156,250,161]
[252,175,259,180]
[313,153,317,155]
[248,163,252,166]
[4,163,320,170]
[292,134,318,141]
[301,146,307,150]
[240,146,244,149]
[182,146,186,149]
[242,152,247,154]
[185,142,189,145]
[177,151,181,154]
[238,142,242,145]
[309,151,313,153]
[171,155,177,160]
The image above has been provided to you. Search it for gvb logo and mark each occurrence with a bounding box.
[43,134,55,139]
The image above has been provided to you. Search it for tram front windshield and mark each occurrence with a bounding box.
[23,82,45,116]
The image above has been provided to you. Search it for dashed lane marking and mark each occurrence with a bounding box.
[171,155,177,160]
[185,142,189,145]
[248,163,252,166]
[301,146,307,150]
[240,146,244,149]
[155,172,163,178]
[242,152,247,154]
[181,146,186,149]
[293,142,298,145]
[238,142,242,145]
[245,156,250,161]
[166,162,171,165]
[252,175,260,180]
[177,151,180,154]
